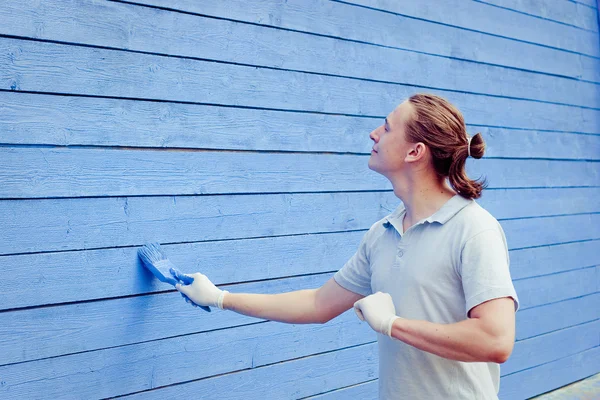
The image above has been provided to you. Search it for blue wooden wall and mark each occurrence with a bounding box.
[0,1,598,399]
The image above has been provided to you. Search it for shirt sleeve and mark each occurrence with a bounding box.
[460,227,520,317]
[333,230,373,297]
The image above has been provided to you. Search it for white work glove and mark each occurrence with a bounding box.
[172,269,228,310]
[353,291,400,338]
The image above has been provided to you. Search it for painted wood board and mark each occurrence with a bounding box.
[2,38,599,133]
[343,0,599,56]
[0,0,597,108]
[499,346,600,399]
[126,0,600,82]
[2,92,599,157]
[0,272,596,366]
[0,313,375,399]
[515,293,599,340]
[502,320,600,375]
[1,211,597,310]
[1,148,598,199]
[0,187,596,256]
[476,0,599,31]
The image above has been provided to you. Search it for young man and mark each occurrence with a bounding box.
[175,94,519,399]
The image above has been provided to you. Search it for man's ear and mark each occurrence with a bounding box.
[405,142,427,163]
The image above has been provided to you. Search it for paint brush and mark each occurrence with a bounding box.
[137,242,211,312]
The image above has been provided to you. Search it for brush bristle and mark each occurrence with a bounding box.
[138,242,167,266]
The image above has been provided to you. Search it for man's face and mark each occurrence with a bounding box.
[368,101,414,177]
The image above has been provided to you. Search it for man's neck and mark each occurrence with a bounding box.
[390,174,456,228]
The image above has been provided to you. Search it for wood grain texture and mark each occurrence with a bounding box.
[499,346,600,399]
[2,37,599,132]
[0,259,596,366]
[0,0,597,108]
[476,0,599,31]
[0,307,595,399]
[304,380,378,399]
[125,0,600,82]
[0,189,597,310]
[0,187,597,257]
[513,266,599,309]
[0,313,375,399]
[343,0,599,56]
[502,320,600,375]
[1,147,598,199]
[510,240,600,280]
[515,293,599,340]
[2,92,600,157]
[117,343,378,400]
[0,274,333,366]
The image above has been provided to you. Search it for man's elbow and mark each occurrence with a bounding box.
[489,339,514,364]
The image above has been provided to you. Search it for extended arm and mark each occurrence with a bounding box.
[176,272,363,325]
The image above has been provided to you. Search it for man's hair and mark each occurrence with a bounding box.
[405,93,487,199]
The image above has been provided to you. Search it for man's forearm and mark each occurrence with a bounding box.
[390,317,513,363]
[222,289,324,324]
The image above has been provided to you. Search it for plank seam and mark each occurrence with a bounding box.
[298,378,379,399]
[472,0,598,32]
[518,291,599,312]
[1,144,600,162]
[0,271,337,314]
[1,89,600,133]
[510,238,600,251]
[513,265,599,282]
[500,345,600,377]
[105,340,377,399]
[2,32,599,110]
[0,319,269,368]
[94,2,600,84]
[332,0,600,59]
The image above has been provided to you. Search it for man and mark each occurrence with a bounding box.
[175,94,519,399]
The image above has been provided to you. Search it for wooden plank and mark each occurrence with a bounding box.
[480,187,600,220]
[0,191,398,255]
[0,187,597,256]
[514,266,599,309]
[1,302,595,399]
[0,192,597,310]
[499,346,600,399]
[510,240,600,280]
[127,0,600,82]
[305,380,378,399]
[500,213,600,250]
[0,274,333,366]
[1,265,597,366]
[0,231,365,310]
[1,147,599,199]
[0,1,597,108]
[515,293,599,340]
[475,0,599,31]
[503,320,600,375]
[0,313,375,399]
[117,343,378,400]
[2,92,599,158]
[2,38,599,133]
[343,0,600,56]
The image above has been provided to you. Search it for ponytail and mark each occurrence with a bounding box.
[406,94,488,200]
[448,133,487,199]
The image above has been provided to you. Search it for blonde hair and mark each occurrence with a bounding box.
[406,93,487,199]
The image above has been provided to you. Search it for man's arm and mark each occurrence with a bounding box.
[223,277,364,324]
[389,297,516,363]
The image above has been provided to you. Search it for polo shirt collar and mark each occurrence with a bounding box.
[382,194,473,232]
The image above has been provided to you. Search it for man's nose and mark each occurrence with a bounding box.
[369,127,379,142]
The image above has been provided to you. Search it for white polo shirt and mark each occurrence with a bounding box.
[334,194,519,400]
